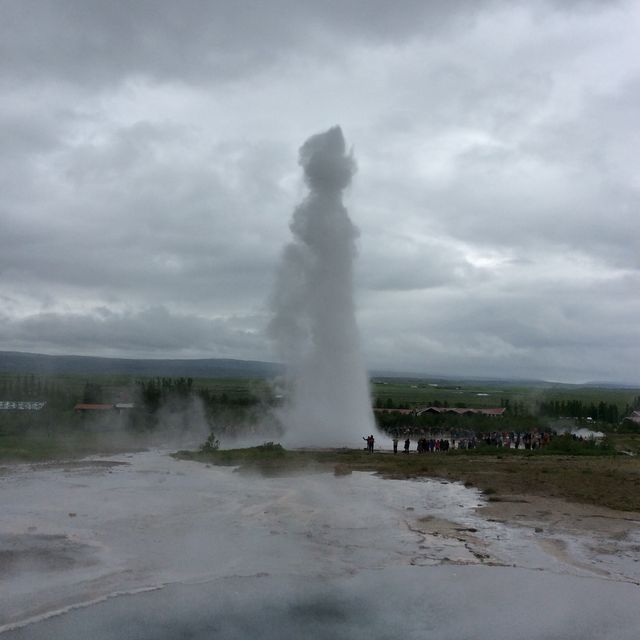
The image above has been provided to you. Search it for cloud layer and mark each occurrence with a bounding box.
[1,0,639,383]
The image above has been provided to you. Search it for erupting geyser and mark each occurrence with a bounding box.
[269,126,375,446]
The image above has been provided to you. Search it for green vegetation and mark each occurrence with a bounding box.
[0,431,144,461]
[2,369,639,462]
[200,431,220,453]
[176,441,298,474]
[542,433,616,456]
[372,378,639,410]
[0,372,275,461]
[372,378,640,433]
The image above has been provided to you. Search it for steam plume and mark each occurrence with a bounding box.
[270,126,375,446]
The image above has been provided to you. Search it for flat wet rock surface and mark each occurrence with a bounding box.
[0,533,99,574]
[1,450,640,637]
[5,567,640,640]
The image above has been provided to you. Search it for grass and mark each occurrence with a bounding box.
[174,442,640,512]
[0,431,145,462]
[371,378,640,414]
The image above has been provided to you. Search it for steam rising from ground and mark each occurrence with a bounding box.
[270,127,375,446]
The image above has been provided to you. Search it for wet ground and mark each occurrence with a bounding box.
[1,450,639,638]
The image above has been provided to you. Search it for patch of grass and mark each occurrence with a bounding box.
[174,442,303,476]
[608,433,640,455]
[541,434,615,456]
[0,431,143,461]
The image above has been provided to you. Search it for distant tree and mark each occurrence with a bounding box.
[82,382,103,404]
[137,379,162,413]
[200,431,220,453]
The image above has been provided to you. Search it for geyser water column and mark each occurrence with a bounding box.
[270,126,375,447]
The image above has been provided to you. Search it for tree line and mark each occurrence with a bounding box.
[536,399,622,424]
[0,374,74,410]
[374,394,640,431]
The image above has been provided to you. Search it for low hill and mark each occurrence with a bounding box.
[0,351,282,379]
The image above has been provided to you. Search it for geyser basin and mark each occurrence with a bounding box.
[3,450,640,638]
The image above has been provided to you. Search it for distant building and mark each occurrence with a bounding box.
[373,406,506,417]
[415,406,505,417]
[0,401,47,411]
[73,403,115,413]
[373,408,415,415]
[624,410,640,426]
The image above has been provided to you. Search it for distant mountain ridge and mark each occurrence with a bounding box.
[1,351,637,388]
[0,351,282,378]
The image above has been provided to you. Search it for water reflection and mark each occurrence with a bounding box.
[5,566,639,639]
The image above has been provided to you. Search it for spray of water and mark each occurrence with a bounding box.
[269,126,375,447]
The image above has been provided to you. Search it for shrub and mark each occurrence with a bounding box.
[200,432,220,453]
[255,442,284,453]
[543,433,614,456]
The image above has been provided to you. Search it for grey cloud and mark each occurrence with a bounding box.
[0,306,268,359]
[1,1,473,87]
[0,110,62,157]
[357,233,483,292]
[1,0,638,383]
[344,0,640,272]
[1,122,289,311]
[426,152,640,270]
[360,268,640,382]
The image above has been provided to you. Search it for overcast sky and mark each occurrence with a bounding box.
[1,0,639,384]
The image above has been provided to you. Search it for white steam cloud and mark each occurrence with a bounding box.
[269,126,375,447]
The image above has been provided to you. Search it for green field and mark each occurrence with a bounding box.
[1,371,639,462]
[371,377,639,411]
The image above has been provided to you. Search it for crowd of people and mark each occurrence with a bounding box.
[479,430,551,449]
[364,430,554,453]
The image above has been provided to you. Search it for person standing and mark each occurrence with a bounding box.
[392,436,399,454]
[404,438,410,453]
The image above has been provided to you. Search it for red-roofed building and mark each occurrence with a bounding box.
[373,408,415,415]
[73,403,115,413]
[415,406,505,417]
